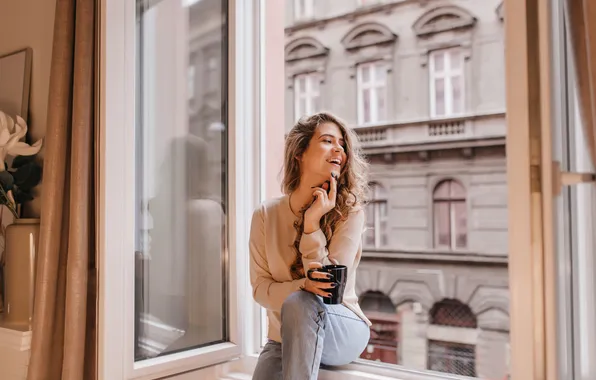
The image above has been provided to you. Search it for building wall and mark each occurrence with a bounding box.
[357,259,509,379]
[368,147,508,253]
[284,0,506,129]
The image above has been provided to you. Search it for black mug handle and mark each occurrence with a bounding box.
[307,268,334,281]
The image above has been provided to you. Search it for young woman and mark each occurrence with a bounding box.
[250,112,372,380]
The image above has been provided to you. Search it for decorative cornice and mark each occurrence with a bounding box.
[285,37,330,62]
[341,22,397,51]
[413,5,477,37]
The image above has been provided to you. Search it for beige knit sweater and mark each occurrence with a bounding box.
[249,195,372,343]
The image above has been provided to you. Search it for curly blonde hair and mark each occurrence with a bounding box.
[281,112,369,279]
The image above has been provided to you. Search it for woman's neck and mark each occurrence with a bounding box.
[289,176,323,216]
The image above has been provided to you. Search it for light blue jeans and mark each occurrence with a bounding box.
[252,291,370,380]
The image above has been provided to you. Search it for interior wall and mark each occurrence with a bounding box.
[0,0,56,217]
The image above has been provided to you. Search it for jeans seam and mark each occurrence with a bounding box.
[327,312,367,323]
[310,310,325,378]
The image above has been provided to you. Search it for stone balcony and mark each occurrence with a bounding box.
[353,111,506,155]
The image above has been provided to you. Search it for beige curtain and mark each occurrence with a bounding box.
[566,0,596,165]
[27,0,97,379]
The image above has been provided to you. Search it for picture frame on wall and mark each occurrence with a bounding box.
[0,47,33,122]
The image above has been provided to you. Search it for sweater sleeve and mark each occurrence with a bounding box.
[249,207,307,312]
[299,208,365,270]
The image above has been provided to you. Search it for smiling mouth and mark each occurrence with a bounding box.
[327,158,342,166]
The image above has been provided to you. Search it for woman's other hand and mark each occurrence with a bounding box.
[304,173,337,233]
[302,262,336,298]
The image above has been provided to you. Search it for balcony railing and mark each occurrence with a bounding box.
[353,111,506,154]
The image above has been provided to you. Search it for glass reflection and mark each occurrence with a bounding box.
[134,0,228,360]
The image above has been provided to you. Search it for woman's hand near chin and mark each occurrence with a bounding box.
[304,172,338,234]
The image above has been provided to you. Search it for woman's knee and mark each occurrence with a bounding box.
[281,291,323,324]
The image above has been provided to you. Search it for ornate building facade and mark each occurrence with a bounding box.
[284,1,509,378]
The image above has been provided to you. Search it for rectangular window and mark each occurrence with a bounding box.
[294,72,321,119]
[294,0,314,21]
[134,0,228,362]
[429,49,465,117]
[357,61,387,125]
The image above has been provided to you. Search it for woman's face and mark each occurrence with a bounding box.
[299,122,347,182]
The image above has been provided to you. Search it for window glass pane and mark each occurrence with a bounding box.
[434,203,450,247]
[297,76,306,94]
[433,52,444,72]
[376,87,386,122]
[311,75,319,92]
[450,180,465,198]
[134,0,228,361]
[452,75,463,114]
[375,64,387,82]
[362,88,371,123]
[434,78,445,116]
[454,201,467,248]
[433,181,450,199]
[361,65,371,83]
[449,50,461,70]
[379,202,388,246]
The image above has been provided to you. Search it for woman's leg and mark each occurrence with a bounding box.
[280,291,370,380]
[320,303,370,366]
[252,341,282,380]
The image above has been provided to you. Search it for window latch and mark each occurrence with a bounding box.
[552,161,596,196]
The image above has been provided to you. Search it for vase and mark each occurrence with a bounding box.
[0,218,39,330]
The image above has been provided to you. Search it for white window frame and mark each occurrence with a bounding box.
[97,0,555,378]
[294,0,314,21]
[429,48,465,118]
[356,61,387,126]
[99,0,262,378]
[294,72,320,119]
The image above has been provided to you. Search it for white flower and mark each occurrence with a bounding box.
[0,110,43,171]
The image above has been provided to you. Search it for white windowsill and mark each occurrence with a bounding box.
[221,354,476,380]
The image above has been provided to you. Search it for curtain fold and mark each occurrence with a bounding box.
[566,0,596,166]
[27,0,97,379]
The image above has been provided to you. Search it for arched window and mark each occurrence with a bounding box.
[365,183,388,248]
[433,179,467,249]
[428,299,477,377]
[359,291,398,364]
[430,299,477,328]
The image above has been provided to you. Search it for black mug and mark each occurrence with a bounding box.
[307,264,347,305]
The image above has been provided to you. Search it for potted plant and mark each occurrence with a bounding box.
[0,111,43,217]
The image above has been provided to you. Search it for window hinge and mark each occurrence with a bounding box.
[552,161,596,196]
